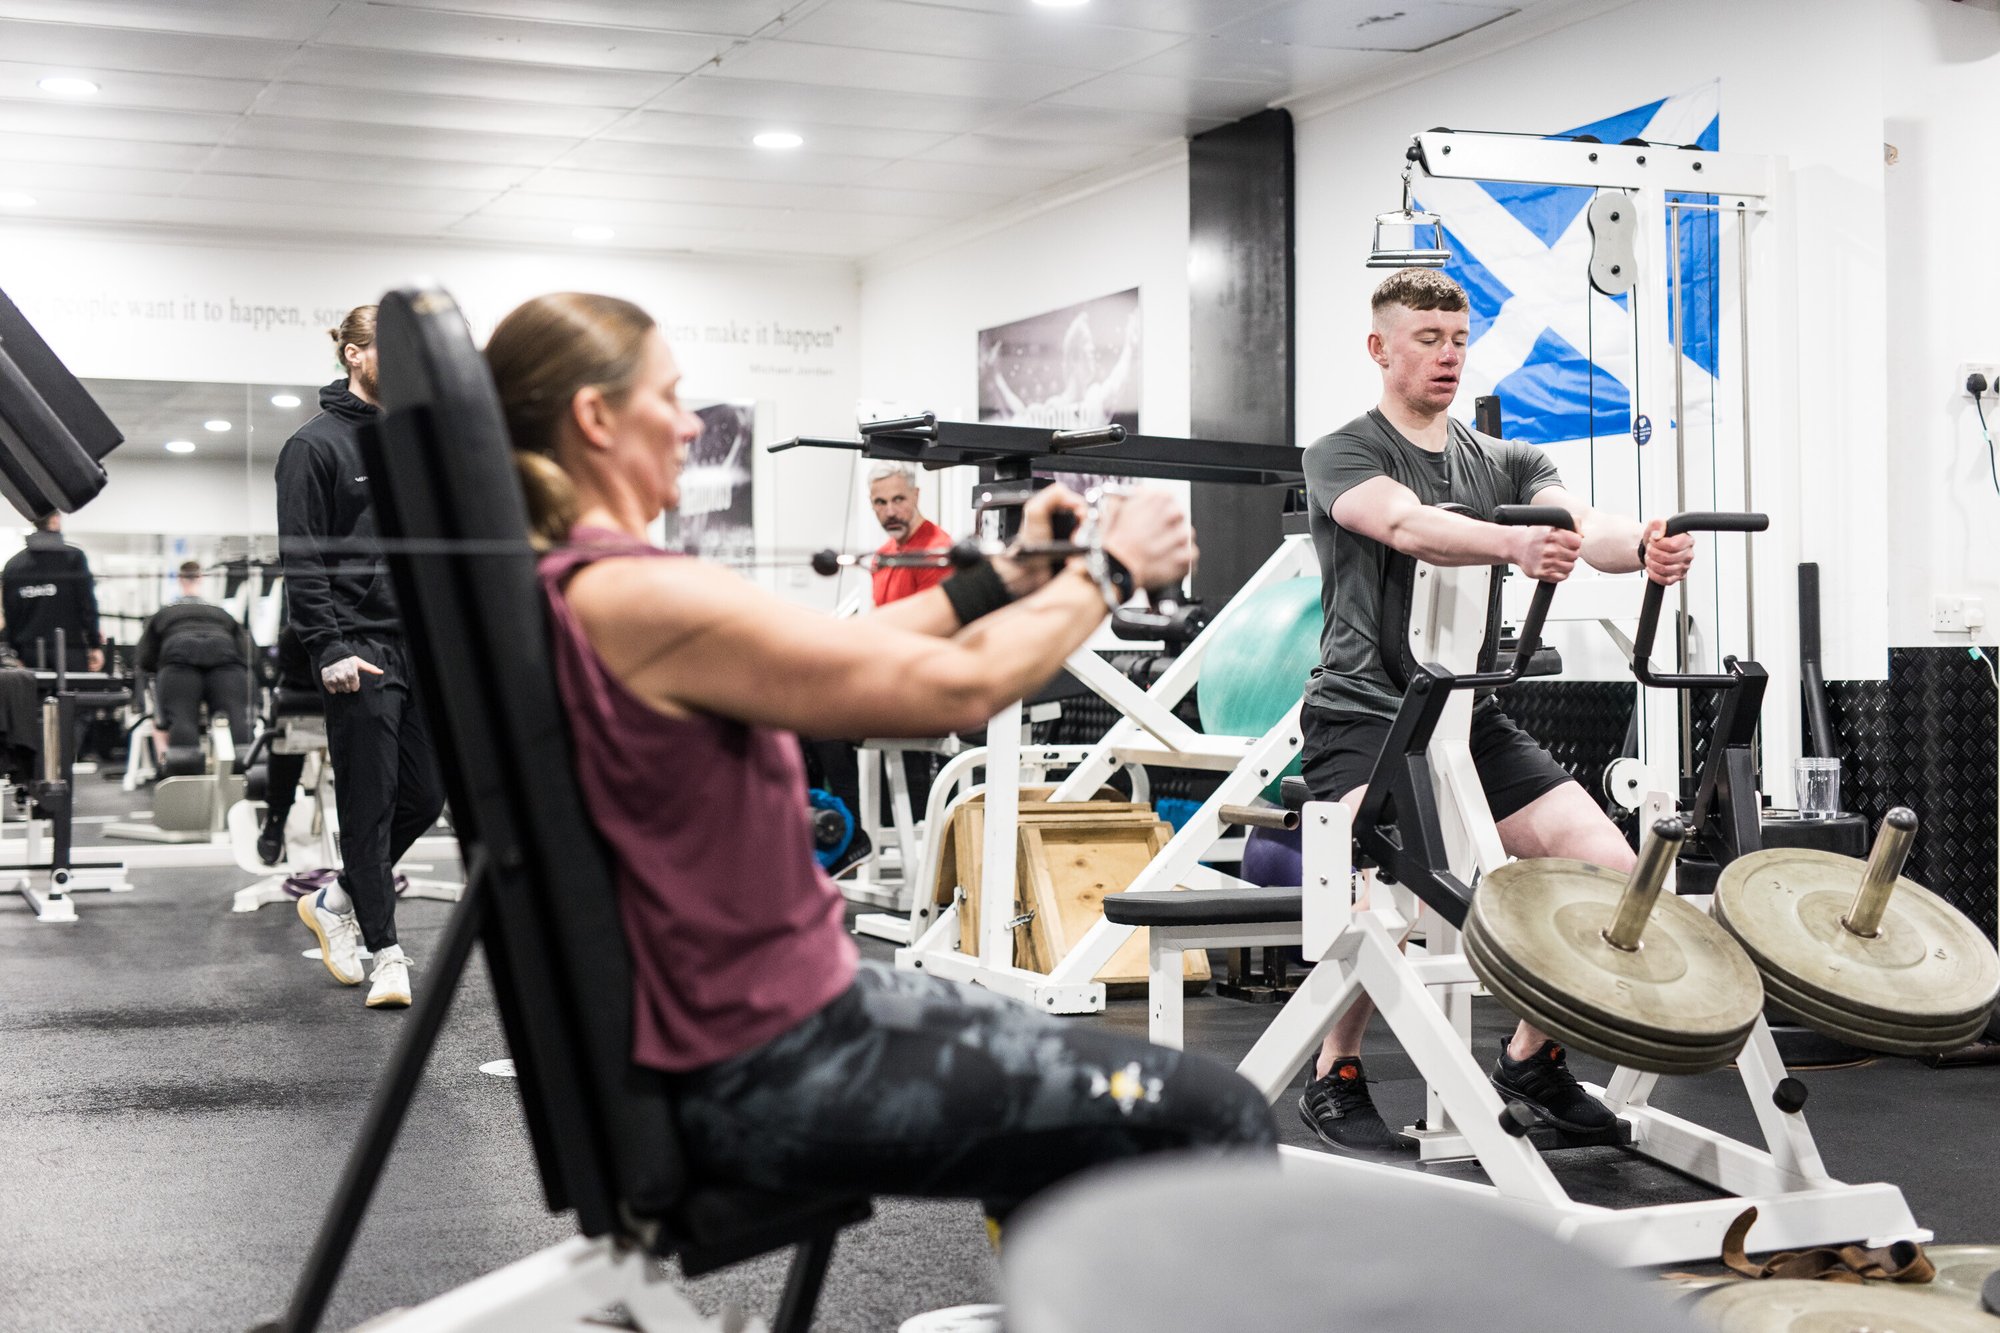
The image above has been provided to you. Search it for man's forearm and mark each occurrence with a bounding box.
[1580,512,1647,573]
[1384,507,1520,567]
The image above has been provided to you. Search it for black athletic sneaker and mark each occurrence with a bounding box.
[1490,1039,1617,1134]
[1298,1056,1409,1155]
[256,818,285,867]
[824,829,874,881]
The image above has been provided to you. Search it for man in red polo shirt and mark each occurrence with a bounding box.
[868,462,955,605]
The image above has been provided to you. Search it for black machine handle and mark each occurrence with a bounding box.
[1445,505,1576,688]
[1631,510,1769,687]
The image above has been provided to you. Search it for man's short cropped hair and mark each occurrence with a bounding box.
[868,461,917,488]
[178,560,202,580]
[1370,268,1469,316]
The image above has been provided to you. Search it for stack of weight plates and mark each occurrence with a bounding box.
[1694,1279,2000,1332]
[1713,848,2000,1056]
[1463,857,1765,1075]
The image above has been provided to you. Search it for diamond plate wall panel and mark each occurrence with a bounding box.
[1825,649,1999,941]
[1493,680,1636,803]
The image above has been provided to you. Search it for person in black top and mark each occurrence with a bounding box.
[137,560,253,771]
[2,512,104,674]
[276,303,444,1010]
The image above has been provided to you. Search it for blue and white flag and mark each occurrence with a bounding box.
[1415,84,1721,450]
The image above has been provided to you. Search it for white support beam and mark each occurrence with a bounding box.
[1415,131,1776,199]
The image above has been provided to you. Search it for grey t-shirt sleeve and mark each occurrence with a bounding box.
[1303,428,1402,515]
[1496,440,1563,504]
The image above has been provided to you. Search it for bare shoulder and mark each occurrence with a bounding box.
[562,554,743,639]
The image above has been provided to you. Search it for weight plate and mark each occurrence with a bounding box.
[1471,857,1766,1043]
[1465,919,1748,1075]
[1694,1278,2000,1333]
[1714,849,2000,1027]
[1924,1246,2000,1307]
[1756,965,1991,1057]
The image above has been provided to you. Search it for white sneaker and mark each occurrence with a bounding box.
[297,890,364,985]
[899,1307,1004,1332]
[367,948,412,1009]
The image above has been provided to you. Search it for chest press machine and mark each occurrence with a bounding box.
[1112,506,2000,1266]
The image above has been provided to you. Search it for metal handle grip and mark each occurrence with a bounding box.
[1632,511,1767,687]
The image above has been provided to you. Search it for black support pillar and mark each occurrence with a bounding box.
[1189,108,1295,607]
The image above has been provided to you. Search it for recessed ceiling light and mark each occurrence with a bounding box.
[38,76,99,96]
[753,130,804,150]
[204,419,231,432]
[165,440,196,454]
[572,224,615,242]
[0,192,34,209]
[270,393,301,408]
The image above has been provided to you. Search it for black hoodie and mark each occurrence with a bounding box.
[276,378,400,672]
[1,529,101,666]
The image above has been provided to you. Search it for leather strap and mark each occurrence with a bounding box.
[1718,1207,1936,1284]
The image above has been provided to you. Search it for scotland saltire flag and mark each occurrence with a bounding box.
[1415,84,1721,449]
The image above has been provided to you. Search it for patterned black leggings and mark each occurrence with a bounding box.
[674,962,1278,1219]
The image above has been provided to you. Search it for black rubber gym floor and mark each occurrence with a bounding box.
[3,778,1996,1330]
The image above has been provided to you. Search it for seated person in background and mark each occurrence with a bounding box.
[803,460,961,875]
[138,560,254,770]
[486,292,1275,1224]
[1294,267,1696,1155]
[2,512,104,674]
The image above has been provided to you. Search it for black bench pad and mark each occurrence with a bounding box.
[1280,776,1309,810]
[1102,887,1303,928]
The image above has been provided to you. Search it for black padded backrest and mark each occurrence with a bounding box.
[366,284,683,1235]
[0,286,118,519]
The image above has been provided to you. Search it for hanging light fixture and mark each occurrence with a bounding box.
[1367,156,1451,269]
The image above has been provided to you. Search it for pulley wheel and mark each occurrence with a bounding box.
[1694,1278,1999,1333]
[1714,848,2000,1028]
[1468,857,1765,1044]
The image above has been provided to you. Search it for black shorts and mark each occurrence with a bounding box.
[1298,699,1575,823]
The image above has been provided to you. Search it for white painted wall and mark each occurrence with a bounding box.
[0,223,862,603]
[1880,0,2000,649]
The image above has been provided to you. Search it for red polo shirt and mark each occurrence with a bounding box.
[872,518,955,605]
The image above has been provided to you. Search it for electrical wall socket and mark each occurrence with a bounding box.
[1959,363,1999,397]
[1934,595,1986,632]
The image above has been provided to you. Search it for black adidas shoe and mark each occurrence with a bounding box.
[1298,1056,1409,1155]
[824,829,874,881]
[256,818,285,867]
[1490,1039,1617,1134]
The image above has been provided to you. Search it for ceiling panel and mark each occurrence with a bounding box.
[223,114,577,167]
[143,194,468,233]
[1117,34,1396,85]
[914,133,1142,175]
[0,1,339,41]
[441,213,891,259]
[83,376,321,462]
[774,0,1185,69]
[312,2,736,73]
[253,81,629,138]
[902,0,1294,36]
[0,161,195,198]
[859,156,1076,197]
[1216,1,1519,52]
[0,101,245,145]
[0,134,216,170]
[365,0,794,38]
[601,110,951,160]
[972,103,1227,146]
[472,192,943,244]
[706,38,1089,101]
[0,18,300,80]
[201,145,537,191]
[640,75,1009,135]
[0,61,264,115]
[512,168,996,221]
[279,44,684,108]
[178,171,497,214]
[557,138,905,188]
[1044,70,1290,121]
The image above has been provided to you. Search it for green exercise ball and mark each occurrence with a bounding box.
[1197,575,1323,800]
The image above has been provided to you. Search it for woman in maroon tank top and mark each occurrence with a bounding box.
[485,294,1274,1235]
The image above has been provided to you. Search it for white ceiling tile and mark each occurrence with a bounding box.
[914,133,1139,174]
[775,0,1183,69]
[313,2,736,73]
[897,0,1294,36]
[473,192,940,244]
[179,171,496,215]
[0,160,194,198]
[144,194,466,234]
[0,1,339,41]
[0,100,243,145]
[1045,71,1284,121]
[0,61,263,114]
[512,168,994,221]
[279,44,682,108]
[0,18,300,80]
[203,145,536,191]
[0,185,167,223]
[225,115,578,167]
[972,103,1223,146]
[0,134,215,170]
[364,0,792,38]
[708,38,1086,101]
[601,111,948,159]
[859,157,1075,196]
[440,212,883,259]
[1216,1,1518,52]
[1117,34,1394,85]
[556,138,898,187]
[641,74,1009,134]
[254,81,628,138]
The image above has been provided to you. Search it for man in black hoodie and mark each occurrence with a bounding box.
[2,512,104,674]
[277,304,443,1011]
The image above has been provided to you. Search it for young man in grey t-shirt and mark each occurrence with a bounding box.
[1294,268,1696,1155]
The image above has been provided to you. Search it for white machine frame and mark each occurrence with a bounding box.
[892,535,1316,1013]
[1139,556,1923,1267]
[0,775,131,922]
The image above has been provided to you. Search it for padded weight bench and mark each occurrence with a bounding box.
[1103,777,1319,1048]
[255,282,872,1333]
